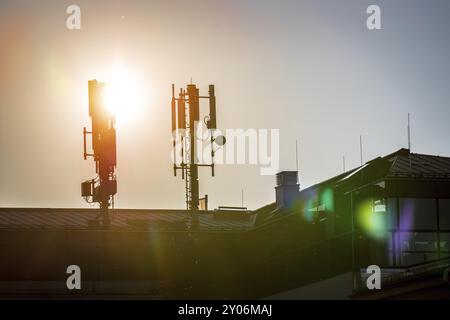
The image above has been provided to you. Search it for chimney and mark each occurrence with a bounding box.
[275,171,300,209]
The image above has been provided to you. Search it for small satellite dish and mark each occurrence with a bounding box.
[214,135,226,146]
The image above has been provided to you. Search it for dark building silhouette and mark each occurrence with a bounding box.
[0,148,449,299]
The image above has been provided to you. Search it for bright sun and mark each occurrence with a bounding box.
[102,64,148,123]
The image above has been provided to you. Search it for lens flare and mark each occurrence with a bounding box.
[356,198,387,240]
[320,187,334,212]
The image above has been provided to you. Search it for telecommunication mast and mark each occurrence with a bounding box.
[171,83,225,229]
[81,80,117,228]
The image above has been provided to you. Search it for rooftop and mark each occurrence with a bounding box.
[304,148,450,193]
[0,208,256,232]
[387,149,450,178]
[1,149,449,232]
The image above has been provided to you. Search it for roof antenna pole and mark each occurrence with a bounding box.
[241,188,244,207]
[407,113,411,151]
[408,113,412,169]
[359,135,363,167]
[295,139,299,173]
[343,155,346,173]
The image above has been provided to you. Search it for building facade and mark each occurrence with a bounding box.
[0,148,449,299]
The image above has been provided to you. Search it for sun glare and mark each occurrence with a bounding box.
[102,64,148,123]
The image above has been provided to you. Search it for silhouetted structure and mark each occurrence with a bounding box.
[264,148,450,298]
[171,83,225,229]
[275,171,300,209]
[0,148,449,299]
[81,80,117,228]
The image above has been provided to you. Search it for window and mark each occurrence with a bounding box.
[400,253,439,266]
[397,232,438,252]
[386,198,398,229]
[399,198,437,230]
[392,231,439,267]
[439,232,450,252]
[439,199,450,230]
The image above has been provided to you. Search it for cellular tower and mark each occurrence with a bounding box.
[171,83,226,229]
[81,80,117,228]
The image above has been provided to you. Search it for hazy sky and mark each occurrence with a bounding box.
[0,0,449,210]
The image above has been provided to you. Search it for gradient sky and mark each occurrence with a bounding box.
[0,0,449,210]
